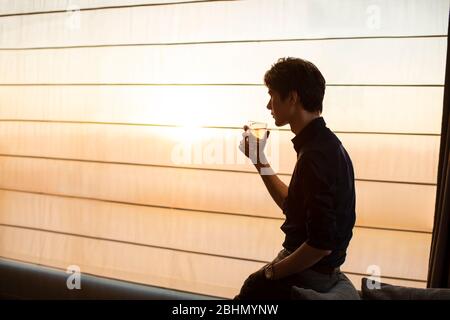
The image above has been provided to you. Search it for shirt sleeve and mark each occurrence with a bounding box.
[298,151,337,251]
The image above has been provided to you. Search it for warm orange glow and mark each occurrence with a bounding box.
[0,0,447,298]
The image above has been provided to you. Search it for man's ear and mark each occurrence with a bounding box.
[289,90,299,106]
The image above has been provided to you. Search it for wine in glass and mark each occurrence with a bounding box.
[248,121,268,139]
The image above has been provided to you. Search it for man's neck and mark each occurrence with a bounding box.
[289,110,321,136]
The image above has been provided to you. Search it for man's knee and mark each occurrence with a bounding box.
[235,269,266,300]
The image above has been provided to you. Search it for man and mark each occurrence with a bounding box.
[235,57,356,300]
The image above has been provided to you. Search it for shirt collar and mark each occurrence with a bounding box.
[291,117,326,154]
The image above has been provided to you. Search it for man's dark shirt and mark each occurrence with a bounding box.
[281,117,356,268]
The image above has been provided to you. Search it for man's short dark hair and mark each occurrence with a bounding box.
[264,57,326,113]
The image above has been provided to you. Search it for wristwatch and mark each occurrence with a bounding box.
[264,263,275,280]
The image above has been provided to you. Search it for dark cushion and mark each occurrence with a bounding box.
[0,258,220,300]
[291,273,361,300]
[361,277,450,300]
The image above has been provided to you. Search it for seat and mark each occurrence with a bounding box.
[291,272,361,300]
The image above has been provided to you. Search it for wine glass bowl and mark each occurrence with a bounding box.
[247,121,268,139]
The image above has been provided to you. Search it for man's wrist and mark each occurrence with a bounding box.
[255,162,274,175]
[264,262,276,280]
[255,161,270,169]
[254,155,270,169]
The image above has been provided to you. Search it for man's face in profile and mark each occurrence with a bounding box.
[267,88,294,127]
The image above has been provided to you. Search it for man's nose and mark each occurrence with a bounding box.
[266,101,271,110]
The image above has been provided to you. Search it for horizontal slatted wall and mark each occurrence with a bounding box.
[0,0,448,297]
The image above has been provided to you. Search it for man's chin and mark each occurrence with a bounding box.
[274,119,286,127]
